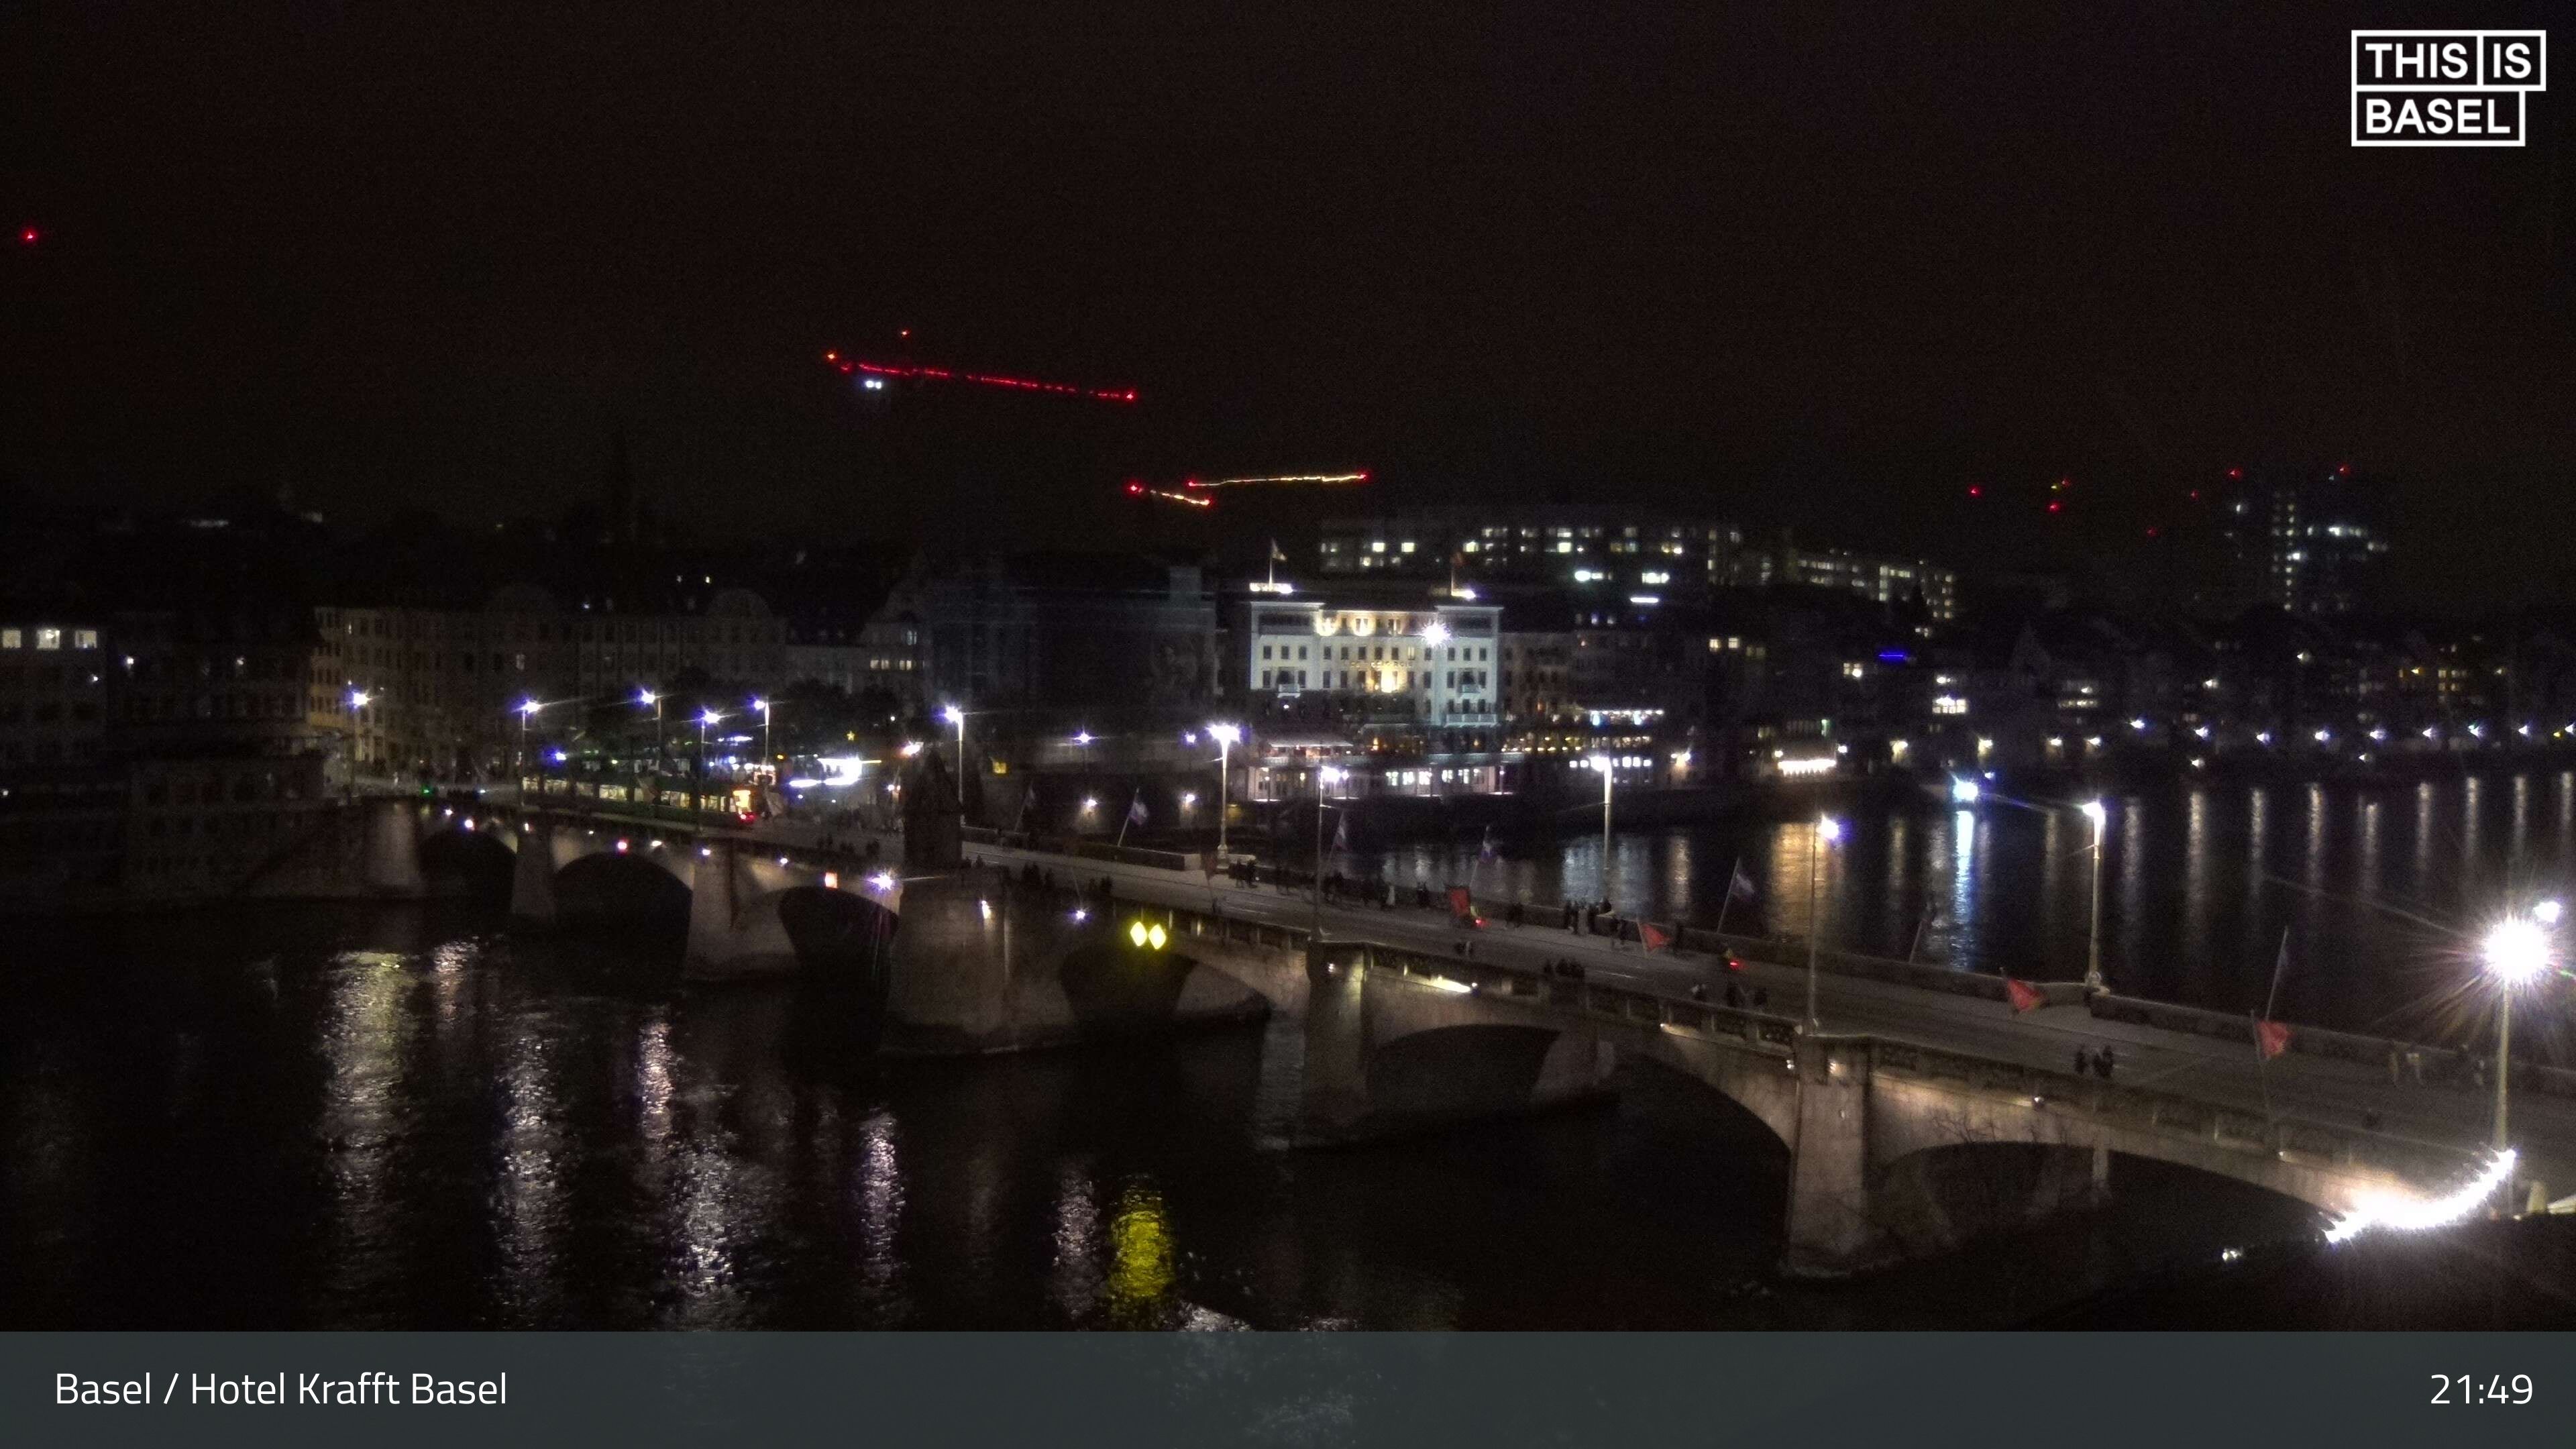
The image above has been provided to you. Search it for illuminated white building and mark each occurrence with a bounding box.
[1246,597,1499,726]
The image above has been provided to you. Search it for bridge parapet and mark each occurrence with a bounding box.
[1868,1038,2477,1188]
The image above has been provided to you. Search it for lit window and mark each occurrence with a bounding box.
[0,629,17,649]
[73,629,99,649]
[35,628,61,651]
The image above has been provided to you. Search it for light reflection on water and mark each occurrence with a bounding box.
[1325,769,2576,1036]
[3,902,2326,1330]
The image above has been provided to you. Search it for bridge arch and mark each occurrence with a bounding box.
[417,822,517,896]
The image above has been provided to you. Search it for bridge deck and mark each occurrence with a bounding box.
[972,843,2576,1201]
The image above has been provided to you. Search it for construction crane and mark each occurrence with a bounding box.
[820,340,1137,405]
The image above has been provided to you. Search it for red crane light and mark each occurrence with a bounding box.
[16,227,35,246]
[2226,467,2243,480]
[839,359,1136,404]
[1967,485,1983,498]
[2047,500,2063,514]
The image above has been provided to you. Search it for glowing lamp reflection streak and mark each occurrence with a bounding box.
[2324,1149,2516,1244]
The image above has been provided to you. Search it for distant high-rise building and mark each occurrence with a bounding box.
[2219,469,2390,615]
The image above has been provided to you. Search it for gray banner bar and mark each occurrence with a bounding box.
[7,1332,2569,1448]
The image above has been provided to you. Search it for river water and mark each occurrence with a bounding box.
[1347,767,2576,1047]
[18,769,2552,1330]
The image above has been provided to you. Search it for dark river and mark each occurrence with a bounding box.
[21,769,2553,1330]
[1348,767,2576,1047]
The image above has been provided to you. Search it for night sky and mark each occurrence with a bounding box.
[5,3,2569,604]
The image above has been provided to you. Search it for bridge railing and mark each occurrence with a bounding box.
[964,826,1199,873]
[1872,1037,2479,1183]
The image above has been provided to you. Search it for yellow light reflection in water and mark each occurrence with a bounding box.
[1105,1179,1175,1325]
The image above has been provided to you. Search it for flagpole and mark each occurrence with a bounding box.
[1715,855,1737,938]
[2263,927,2289,1022]
[1116,788,1139,849]
[2256,928,2289,1127]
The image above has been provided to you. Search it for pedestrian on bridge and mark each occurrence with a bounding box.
[2093,1046,2116,1081]
[1562,901,1578,931]
[2074,1045,2092,1076]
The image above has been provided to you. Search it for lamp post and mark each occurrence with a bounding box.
[1589,754,1615,903]
[515,699,540,787]
[2483,910,2554,1152]
[942,704,967,834]
[1313,765,1344,934]
[2080,799,2108,990]
[1807,815,1843,1028]
[751,697,773,785]
[638,688,664,818]
[345,689,372,802]
[696,708,722,816]
[1209,722,1241,861]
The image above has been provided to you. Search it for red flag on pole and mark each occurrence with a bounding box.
[1448,887,1472,918]
[2004,978,2045,1013]
[1640,922,1671,953]
[2254,1019,2292,1061]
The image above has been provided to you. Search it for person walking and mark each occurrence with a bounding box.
[2094,1046,2116,1081]
[2074,1045,2092,1076]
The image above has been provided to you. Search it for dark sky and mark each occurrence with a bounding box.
[5,2,2570,603]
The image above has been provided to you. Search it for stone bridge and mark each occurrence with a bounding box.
[241,794,904,980]
[1146,912,2490,1277]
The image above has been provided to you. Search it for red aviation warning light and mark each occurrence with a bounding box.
[1966,484,1983,498]
[16,227,35,246]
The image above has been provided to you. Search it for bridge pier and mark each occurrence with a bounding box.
[1781,1036,1890,1277]
[509,819,559,923]
[360,798,427,896]
[878,873,1267,1053]
[686,838,746,971]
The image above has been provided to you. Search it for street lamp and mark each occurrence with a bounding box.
[1313,765,1347,932]
[2483,914,2553,1151]
[2080,799,2108,990]
[345,689,372,801]
[942,704,967,833]
[696,708,722,815]
[638,688,665,818]
[1808,815,1843,1027]
[515,699,540,783]
[1209,722,1241,861]
[1589,754,1615,902]
[751,697,772,784]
